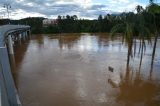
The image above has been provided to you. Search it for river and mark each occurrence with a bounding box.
[12,33,160,106]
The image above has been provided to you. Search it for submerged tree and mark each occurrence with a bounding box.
[110,10,152,69]
[146,1,160,73]
[136,6,152,70]
[110,12,135,68]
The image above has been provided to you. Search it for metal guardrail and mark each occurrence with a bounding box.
[0,85,1,106]
[0,47,17,106]
[0,25,30,46]
[0,57,10,106]
[0,24,30,106]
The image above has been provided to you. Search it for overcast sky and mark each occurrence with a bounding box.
[0,0,154,19]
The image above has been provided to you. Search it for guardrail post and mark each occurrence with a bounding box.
[28,29,31,39]
[22,32,26,41]
[8,35,14,54]
[18,34,22,45]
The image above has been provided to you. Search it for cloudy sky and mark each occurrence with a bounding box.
[0,0,155,19]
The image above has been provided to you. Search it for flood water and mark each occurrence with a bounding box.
[12,33,160,106]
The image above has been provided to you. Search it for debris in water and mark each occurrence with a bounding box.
[108,79,118,88]
[108,66,114,72]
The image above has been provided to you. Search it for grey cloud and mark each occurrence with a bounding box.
[0,0,110,19]
[88,4,107,10]
[22,0,56,6]
[79,9,108,18]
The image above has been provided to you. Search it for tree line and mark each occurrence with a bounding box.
[0,13,126,34]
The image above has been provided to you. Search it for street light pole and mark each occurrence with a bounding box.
[3,3,11,19]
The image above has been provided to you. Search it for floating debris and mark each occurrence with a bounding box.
[108,66,114,72]
[108,79,118,88]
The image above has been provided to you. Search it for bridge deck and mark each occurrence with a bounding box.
[0,25,30,46]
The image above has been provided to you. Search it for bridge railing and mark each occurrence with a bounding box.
[0,47,21,106]
[0,25,30,47]
[0,24,30,106]
[0,85,1,106]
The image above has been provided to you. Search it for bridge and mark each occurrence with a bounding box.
[0,25,31,106]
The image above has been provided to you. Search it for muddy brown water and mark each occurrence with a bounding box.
[11,33,160,106]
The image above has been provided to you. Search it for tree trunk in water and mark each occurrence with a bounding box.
[127,40,133,69]
[127,49,130,69]
[138,39,142,55]
[139,39,144,70]
[150,33,158,79]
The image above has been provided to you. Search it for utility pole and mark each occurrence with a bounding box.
[3,3,11,19]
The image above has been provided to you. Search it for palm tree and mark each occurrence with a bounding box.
[136,10,152,70]
[111,11,151,69]
[150,0,154,3]
[146,2,160,73]
[136,5,144,14]
[111,12,135,68]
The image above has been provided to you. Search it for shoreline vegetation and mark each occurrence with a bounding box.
[0,14,121,34]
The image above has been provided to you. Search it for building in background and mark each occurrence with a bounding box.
[43,19,58,27]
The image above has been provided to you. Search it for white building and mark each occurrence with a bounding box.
[43,19,58,27]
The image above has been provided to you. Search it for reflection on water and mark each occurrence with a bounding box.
[13,33,160,106]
